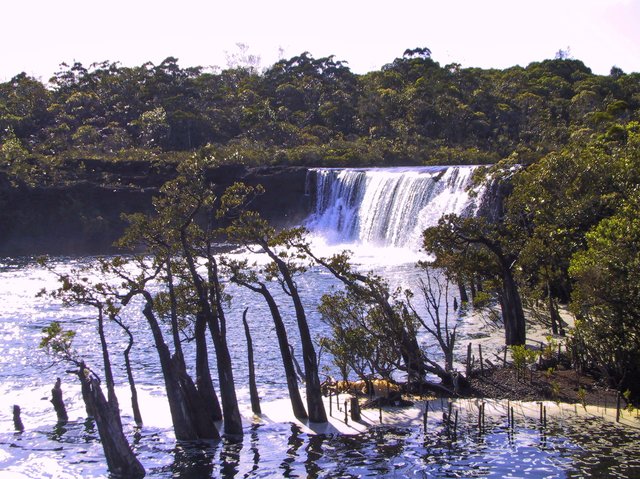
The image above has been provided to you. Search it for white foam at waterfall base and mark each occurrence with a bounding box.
[306,166,484,253]
[305,233,428,267]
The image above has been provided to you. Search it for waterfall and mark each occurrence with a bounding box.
[306,166,484,249]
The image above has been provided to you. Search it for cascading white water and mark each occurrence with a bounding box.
[306,166,484,249]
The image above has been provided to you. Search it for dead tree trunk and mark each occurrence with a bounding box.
[77,363,145,478]
[50,377,68,423]
[13,405,24,432]
[243,309,261,415]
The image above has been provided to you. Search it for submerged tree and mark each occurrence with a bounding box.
[117,155,245,438]
[39,263,144,426]
[39,294,145,478]
[221,189,327,423]
[223,257,308,420]
[302,248,436,387]
[314,249,463,393]
[318,288,399,389]
[112,257,221,441]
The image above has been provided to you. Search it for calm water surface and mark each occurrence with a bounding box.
[1,255,639,478]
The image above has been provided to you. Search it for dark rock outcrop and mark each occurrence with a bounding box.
[0,160,311,256]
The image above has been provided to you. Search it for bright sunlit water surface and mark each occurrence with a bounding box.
[2,166,640,478]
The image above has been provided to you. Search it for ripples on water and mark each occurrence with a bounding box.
[5,416,639,478]
[1,257,640,478]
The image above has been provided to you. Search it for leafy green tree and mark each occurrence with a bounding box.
[134,106,170,148]
[423,213,526,346]
[569,193,640,398]
[3,49,640,168]
[508,126,640,327]
[0,72,52,141]
[1,128,31,182]
[119,155,244,437]
[262,52,358,138]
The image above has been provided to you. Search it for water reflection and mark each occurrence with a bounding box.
[246,423,261,478]
[83,417,97,443]
[281,424,304,477]
[146,415,639,478]
[220,438,242,478]
[2,408,640,478]
[47,421,67,442]
[304,434,324,478]
[171,441,215,478]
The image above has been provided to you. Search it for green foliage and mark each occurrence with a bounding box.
[541,335,559,361]
[135,106,170,148]
[1,128,35,185]
[568,191,640,397]
[510,344,538,380]
[2,52,639,168]
[472,290,493,308]
[509,134,639,302]
[318,288,400,382]
[578,386,587,408]
[40,321,76,359]
[623,390,636,412]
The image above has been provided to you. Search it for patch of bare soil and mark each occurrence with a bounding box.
[467,366,620,407]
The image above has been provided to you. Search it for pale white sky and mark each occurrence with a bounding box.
[2,0,640,82]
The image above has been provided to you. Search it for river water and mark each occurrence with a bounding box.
[1,166,640,477]
[2,251,640,479]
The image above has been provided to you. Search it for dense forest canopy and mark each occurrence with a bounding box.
[1,50,638,168]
